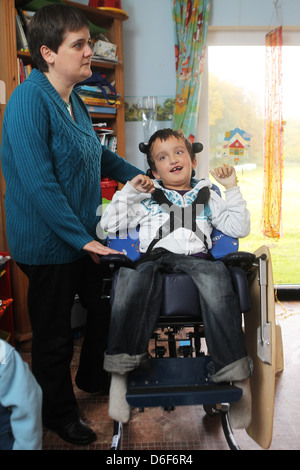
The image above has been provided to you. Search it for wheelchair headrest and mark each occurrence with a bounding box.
[139,142,203,155]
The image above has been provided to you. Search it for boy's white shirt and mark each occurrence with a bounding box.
[100,178,250,255]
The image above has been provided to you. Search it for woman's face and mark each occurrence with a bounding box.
[50,26,93,86]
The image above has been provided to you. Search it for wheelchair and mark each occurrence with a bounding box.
[101,185,282,451]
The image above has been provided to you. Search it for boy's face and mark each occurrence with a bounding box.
[151,136,197,190]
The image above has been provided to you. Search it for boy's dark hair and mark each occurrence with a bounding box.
[140,128,196,173]
[27,4,89,72]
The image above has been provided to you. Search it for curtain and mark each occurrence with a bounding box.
[262,27,284,239]
[171,0,210,142]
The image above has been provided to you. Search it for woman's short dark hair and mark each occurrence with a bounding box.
[145,128,196,172]
[27,4,89,72]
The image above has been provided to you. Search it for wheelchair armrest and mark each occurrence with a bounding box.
[229,266,251,313]
[219,251,256,270]
[100,253,135,270]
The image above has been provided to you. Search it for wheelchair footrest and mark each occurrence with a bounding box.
[126,357,242,409]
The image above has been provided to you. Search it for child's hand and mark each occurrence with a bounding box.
[210,165,237,190]
[130,174,155,193]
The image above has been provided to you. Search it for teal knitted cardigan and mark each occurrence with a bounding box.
[1,69,141,265]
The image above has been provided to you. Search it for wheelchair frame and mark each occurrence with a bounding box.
[103,251,270,451]
[101,176,280,450]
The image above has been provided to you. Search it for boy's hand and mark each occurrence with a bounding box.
[210,165,237,190]
[129,174,155,193]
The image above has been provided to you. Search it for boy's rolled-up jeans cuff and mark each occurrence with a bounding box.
[209,356,253,383]
[104,351,149,375]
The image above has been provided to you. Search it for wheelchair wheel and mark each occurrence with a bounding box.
[203,404,218,417]
[111,421,123,450]
[220,407,240,450]
[203,404,240,450]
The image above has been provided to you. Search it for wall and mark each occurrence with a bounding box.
[122,0,175,170]
[121,0,300,169]
[210,0,300,27]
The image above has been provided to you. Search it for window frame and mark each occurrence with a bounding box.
[197,27,300,178]
[197,28,300,289]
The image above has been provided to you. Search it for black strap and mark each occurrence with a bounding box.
[145,187,210,255]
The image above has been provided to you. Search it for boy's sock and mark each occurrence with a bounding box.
[108,373,131,423]
[229,378,252,429]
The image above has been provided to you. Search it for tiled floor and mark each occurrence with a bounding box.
[20,300,300,451]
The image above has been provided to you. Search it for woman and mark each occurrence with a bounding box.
[1,4,142,445]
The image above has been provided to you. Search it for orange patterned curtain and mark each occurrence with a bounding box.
[262,27,284,239]
[172,0,210,142]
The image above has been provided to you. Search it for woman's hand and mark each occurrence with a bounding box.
[129,174,155,193]
[210,165,238,190]
[83,240,122,264]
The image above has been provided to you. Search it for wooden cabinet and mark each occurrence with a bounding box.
[0,0,128,349]
[65,0,128,157]
[0,252,15,346]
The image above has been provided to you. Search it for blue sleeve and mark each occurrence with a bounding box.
[101,146,144,183]
[2,87,93,252]
[0,341,42,450]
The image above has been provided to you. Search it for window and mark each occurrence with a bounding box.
[198,30,300,285]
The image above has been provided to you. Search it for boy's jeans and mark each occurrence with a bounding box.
[104,252,252,383]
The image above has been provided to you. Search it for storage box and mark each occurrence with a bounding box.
[101,178,117,200]
[93,40,117,60]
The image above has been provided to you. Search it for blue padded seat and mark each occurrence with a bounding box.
[161,273,201,317]
[161,265,251,318]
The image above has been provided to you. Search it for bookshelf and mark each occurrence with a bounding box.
[0,252,15,346]
[0,0,128,349]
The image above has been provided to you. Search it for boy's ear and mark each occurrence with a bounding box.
[146,169,155,179]
[151,168,160,180]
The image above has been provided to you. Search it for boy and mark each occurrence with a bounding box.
[100,129,252,428]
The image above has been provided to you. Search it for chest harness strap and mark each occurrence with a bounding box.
[145,186,210,256]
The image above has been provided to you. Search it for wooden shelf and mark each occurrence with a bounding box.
[91,59,118,70]
[0,252,15,346]
[64,0,129,23]
[90,112,116,119]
